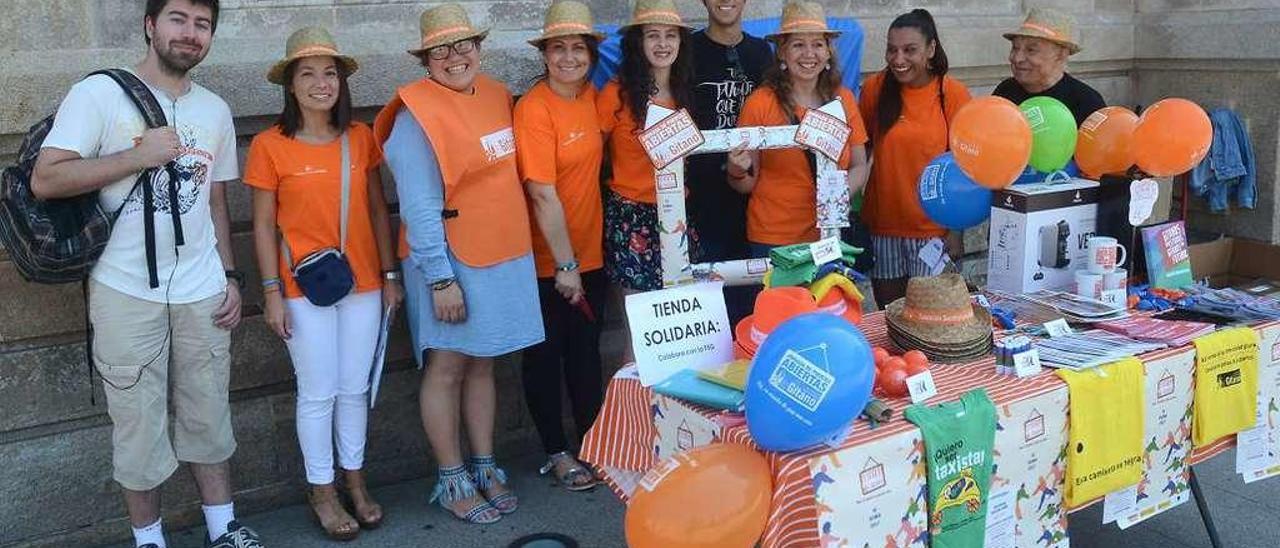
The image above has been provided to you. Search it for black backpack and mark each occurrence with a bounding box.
[0,68,173,285]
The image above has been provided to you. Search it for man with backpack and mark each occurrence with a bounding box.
[29,1,260,547]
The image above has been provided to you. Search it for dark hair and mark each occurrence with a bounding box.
[144,0,220,45]
[275,58,353,139]
[875,8,949,138]
[533,35,602,85]
[760,34,844,123]
[616,25,695,131]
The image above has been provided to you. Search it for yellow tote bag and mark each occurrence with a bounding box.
[1192,327,1259,446]
[1056,358,1145,508]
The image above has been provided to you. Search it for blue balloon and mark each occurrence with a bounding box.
[1012,158,1082,185]
[745,313,875,452]
[917,152,993,230]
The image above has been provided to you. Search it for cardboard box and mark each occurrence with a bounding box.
[987,179,1100,294]
[1187,237,1280,298]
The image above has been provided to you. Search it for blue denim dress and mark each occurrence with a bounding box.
[384,108,544,362]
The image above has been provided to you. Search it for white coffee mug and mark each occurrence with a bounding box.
[1100,268,1128,308]
[1075,270,1105,300]
[1087,236,1127,274]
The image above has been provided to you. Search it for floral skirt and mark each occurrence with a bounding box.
[604,190,698,291]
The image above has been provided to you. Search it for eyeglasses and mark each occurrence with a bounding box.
[426,38,477,61]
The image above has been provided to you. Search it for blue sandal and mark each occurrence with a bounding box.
[470,455,519,514]
[429,465,501,524]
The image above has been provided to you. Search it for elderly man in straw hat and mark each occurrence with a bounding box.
[373,2,544,525]
[993,7,1106,125]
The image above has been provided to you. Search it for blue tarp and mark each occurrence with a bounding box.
[589,17,865,96]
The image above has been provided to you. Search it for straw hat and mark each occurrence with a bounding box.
[734,287,819,357]
[409,3,490,55]
[885,274,992,350]
[766,1,841,42]
[619,0,691,31]
[267,27,358,85]
[529,1,606,47]
[1003,7,1081,55]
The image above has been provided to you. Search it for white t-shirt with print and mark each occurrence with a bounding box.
[41,69,238,303]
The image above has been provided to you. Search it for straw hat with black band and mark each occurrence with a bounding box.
[267,26,359,85]
[1002,7,1081,55]
[409,3,490,56]
[529,1,606,47]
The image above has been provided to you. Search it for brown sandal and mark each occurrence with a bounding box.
[342,469,384,529]
[309,485,359,541]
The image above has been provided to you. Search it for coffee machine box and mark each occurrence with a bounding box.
[987,179,1100,294]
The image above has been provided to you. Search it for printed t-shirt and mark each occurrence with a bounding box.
[1055,357,1145,507]
[737,85,868,246]
[858,73,972,239]
[243,123,385,299]
[41,69,239,303]
[1192,327,1259,445]
[904,388,997,548]
[686,30,772,250]
[514,80,605,278]
[596,80,674,204]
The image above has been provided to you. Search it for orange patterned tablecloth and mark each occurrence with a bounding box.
[581,313,1278,547]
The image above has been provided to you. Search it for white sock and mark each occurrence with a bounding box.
[202,502,235,541]
[132,518,166,548]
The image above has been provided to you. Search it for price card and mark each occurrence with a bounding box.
[809,236,842,266]
[907,371,938,404]
[1102,485,1138,524]
[793,108,851,162]
[639,108,705,169]
[1012,349,1043,378]
[1044,318,1074,338]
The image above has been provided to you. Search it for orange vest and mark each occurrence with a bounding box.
[374,75,532,267]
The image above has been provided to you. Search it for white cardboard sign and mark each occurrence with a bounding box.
[639,108,705,170]
[794,108,851,162]
[626,282,733,386]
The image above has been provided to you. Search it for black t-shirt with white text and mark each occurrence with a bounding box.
[992,72,1106,127]
[687,30,772,256]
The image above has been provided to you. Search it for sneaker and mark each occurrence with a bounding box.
[206,520,264,548]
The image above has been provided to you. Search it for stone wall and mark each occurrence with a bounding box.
[1,1,1276,546]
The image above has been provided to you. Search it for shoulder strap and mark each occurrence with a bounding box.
[339,131,351,252]
[88,69,170,129]
[282,131,352,268]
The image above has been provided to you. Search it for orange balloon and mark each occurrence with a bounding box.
[1132,98,1212,177]
[625,443,772,548]
[949,96,1032,189]
[1075,106,1138,178]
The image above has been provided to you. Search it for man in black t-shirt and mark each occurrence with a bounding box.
[993,7,1105,125]
[689,0,772,325]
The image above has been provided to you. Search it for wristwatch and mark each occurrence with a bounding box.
[382,270,402,282]
[556,260,580,273]
[224,269,245,289]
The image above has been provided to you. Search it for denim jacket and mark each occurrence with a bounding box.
[1190,108,1256,213]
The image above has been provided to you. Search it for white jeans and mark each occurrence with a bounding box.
[285,290,383,485]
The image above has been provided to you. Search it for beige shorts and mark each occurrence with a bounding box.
[89,280,236,491]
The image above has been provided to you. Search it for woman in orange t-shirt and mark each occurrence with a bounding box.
[597,0,696,297]
[514,1,606,493]
[727,2,869,255]
[858,9,972,306]
[244,27,400,540]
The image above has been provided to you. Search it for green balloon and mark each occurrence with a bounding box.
[1019,96,1077,172]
